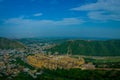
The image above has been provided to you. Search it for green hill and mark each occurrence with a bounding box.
[0,37,25,49]
[47,40,120,56]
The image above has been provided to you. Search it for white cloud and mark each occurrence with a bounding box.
[88,11,120,21]
[56,18,84,25]
[71,0,120,21]
[33,13,43,16]
[4,17,84,27]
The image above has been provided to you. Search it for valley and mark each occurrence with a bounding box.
[0,37,120,80]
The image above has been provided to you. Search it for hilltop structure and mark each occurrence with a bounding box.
[27,53,85,69]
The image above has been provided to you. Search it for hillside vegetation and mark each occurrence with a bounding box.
[47,40,120,56]
[0,37,25,49]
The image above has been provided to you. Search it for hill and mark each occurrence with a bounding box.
[0,37,25,49]
[46,40,120,56]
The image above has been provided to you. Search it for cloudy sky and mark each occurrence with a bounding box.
[0,0,120,38]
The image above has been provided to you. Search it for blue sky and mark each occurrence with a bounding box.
[0,0,120,38]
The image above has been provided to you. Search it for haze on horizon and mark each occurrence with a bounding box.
[0,0,120,39]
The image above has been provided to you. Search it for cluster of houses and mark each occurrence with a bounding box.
[0,49,43,79]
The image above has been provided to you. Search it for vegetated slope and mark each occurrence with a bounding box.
[47,40,120,56]
[0,37,25,49]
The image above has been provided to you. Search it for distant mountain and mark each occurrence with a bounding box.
[0,37,25,49]
[47,40,120,56]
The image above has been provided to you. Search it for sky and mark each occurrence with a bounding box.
[0,0,120,38]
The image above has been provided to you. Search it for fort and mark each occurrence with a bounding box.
[27,53,85,69]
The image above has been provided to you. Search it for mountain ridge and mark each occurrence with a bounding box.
[0,37,26,49]
[47,40,120,56]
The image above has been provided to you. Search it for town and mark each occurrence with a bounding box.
[0,40,96,80]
